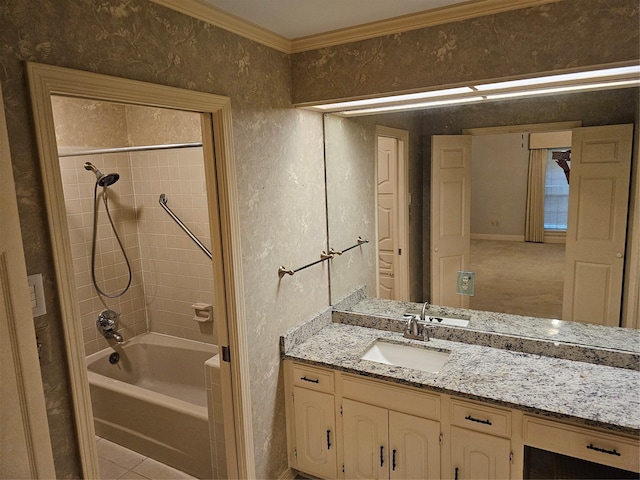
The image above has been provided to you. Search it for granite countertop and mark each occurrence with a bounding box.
[284,321,640,436]
[347,297,640,354]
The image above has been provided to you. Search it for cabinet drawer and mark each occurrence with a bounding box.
[292,363,334,393]
[523,415,639,473]
[451,398,512,437]
[341,373,440,420]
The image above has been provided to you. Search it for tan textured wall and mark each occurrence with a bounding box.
[292,0,640,104]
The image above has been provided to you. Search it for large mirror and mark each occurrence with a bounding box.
[324,86,639,348]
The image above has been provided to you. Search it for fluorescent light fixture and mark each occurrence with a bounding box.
[485,79,640,100]
[312,86,475,110]
[305,64,640,116]
[342,96,485,116]
[475,65,640,91]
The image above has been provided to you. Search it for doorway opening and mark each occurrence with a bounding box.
[27,62,253,478]
[375,126,410,301]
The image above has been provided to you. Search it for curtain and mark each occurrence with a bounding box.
[525,149,548,243]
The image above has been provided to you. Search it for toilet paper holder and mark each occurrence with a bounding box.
[192,303,213,323]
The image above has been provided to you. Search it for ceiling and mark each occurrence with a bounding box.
[200,0,471,39]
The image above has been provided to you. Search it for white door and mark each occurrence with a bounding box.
[377,133,409,301]
[563,124,633,326]
[343,399,389,479]
[389,411,440,479]
[378,136,399,299]
[0,84,56,478]
[431,135,472,308]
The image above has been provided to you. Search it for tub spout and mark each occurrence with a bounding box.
[105,330,124,344]
[97,309,123,344]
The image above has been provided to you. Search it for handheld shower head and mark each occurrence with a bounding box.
[84,162,120,187]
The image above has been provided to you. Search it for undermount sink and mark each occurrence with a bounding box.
[361,340,450,373]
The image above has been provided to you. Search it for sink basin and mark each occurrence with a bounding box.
[361,340,450,373]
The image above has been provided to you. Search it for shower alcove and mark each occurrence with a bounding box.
[52,96,226,479]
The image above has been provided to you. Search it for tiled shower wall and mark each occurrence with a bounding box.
[61,152,147,355]
[60,147,215,355]
[130,147,216,344]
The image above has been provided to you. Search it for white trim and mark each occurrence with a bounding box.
[154,0,562,54]
[622,123,639,329]
[544,230,567,244]
[470,232,566,243]
[25,62,253,478]
[150,0,291,53]
[471,234,525,242]
[0,82,56,479]
[278,467,296,480]
[462,121,582,136]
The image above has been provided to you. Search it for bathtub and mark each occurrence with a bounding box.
[86,332,217,479]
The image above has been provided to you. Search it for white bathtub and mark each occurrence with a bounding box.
[86,332,218,479]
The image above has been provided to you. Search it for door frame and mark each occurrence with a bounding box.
[26,62,254,478]
[0,78,56,479]
[375,126,410,301]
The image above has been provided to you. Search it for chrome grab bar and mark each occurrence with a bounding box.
[158,194,212,260]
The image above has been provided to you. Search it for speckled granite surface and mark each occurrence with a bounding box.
[333,311,639,370]
[346,298,640,354]
[284,322,640,436]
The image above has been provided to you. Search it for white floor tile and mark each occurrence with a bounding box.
[133,457,197,480]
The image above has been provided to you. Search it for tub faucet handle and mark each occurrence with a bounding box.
[97,309,124,344]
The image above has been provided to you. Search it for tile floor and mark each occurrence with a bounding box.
[96,437,197,480]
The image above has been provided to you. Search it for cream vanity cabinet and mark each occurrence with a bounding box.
[284,360,639,480]
[447,399,515,479]
[341,375,441,479]
[284,362,338,479]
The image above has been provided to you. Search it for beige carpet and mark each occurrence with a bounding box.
[468,239,565,319]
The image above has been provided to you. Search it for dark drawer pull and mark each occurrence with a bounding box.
[392,449,397,471]
[587,444,621,456]
[455,467,459,480]
[327,430,331,450]
[300,376,319,383]
[465,415,492,425]
[380,446,384,467]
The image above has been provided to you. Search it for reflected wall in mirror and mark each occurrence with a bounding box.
[324,87,639,330]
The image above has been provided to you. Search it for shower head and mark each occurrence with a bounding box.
[84,162,120,187]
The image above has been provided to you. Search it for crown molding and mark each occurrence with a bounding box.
[152,0,563,54]
[150,0,292,53]
[291,0,563,53]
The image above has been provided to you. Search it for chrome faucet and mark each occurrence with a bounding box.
[403,307,432,342]
[421,301,430,321]
[96,309,124,344]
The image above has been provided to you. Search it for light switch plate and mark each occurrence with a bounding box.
[27,273,46,317]
[457,271,475,296]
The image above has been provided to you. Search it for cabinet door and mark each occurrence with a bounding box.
[389,410,440,479]
[343,399,389,479]
[293,386,337,479]
[450,426,511,479]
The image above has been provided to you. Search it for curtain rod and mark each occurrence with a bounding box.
[58,142,203,158]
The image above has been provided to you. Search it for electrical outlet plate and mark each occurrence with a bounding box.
[457,271,475,296]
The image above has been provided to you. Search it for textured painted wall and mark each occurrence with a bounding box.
[292,0,639,104]
[324,112,424,302]
[0,1,326,478]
